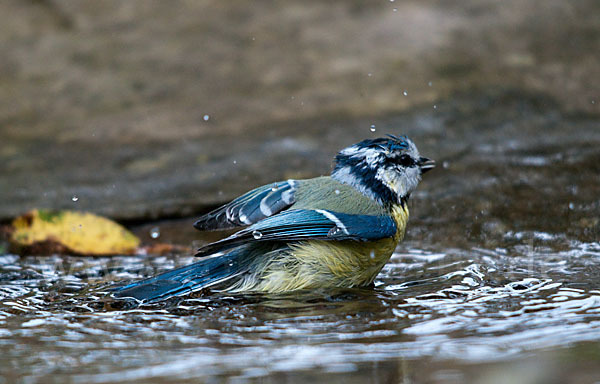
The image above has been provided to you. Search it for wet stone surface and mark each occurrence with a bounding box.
[2,88,598,223]
[1,0,598,220]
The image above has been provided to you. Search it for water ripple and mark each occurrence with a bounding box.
[0,242,600,381]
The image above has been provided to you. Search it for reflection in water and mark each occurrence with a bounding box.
[1,240,599,382]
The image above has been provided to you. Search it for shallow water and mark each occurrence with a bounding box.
[1,234,600,383]
[2,93,600,381]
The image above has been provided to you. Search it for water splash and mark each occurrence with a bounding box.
[1,242,600,381]
[150,227,160,239]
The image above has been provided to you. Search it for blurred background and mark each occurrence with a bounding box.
[1,0,597,223]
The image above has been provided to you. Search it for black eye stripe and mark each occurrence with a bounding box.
[398,154,415,167]
[383,154,415,168]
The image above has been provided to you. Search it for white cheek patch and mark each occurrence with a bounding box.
[376,166,421,198]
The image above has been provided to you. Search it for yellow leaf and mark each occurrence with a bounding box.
[10,209,140,255]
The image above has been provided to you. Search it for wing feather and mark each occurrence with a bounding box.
[195,209,396,257]
[194,180,298,230]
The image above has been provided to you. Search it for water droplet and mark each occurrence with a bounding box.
[569,202,575,210]
[403,90,408,96]
[393,8,397,12]
[442,161,449,169]
[370,124,376,132]
[203,114,210,121]
[433,105,437,109]
[71,195,79,202]
[335,189,340,195]
[389,0,395,2]
[252,230,263,240]
[150,227,160,239]
[367,73,373,77]
[370,250,376,259]
[233,160,237,164]
[428,81,433,87]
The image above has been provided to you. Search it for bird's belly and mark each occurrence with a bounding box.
[225,204,410,293]
[289,239,398,287]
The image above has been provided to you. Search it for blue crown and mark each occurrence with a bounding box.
[352,134,410,153]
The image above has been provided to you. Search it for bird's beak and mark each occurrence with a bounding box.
[419,157,435,174]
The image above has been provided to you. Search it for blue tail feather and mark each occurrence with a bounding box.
[113,248,249,303]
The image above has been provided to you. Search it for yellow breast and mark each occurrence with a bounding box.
[228,203,410,293]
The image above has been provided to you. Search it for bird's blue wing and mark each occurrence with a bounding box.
[195,209,397,256]
[194,180,298,230]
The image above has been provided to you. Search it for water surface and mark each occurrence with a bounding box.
[1,235,599,383]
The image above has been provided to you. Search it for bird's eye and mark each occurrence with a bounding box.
[398,154,415,167]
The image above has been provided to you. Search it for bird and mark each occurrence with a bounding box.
[113,135,434,302]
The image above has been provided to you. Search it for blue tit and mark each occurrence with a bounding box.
[114,135,434,302]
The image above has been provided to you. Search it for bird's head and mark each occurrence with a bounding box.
[332,135,434,205]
